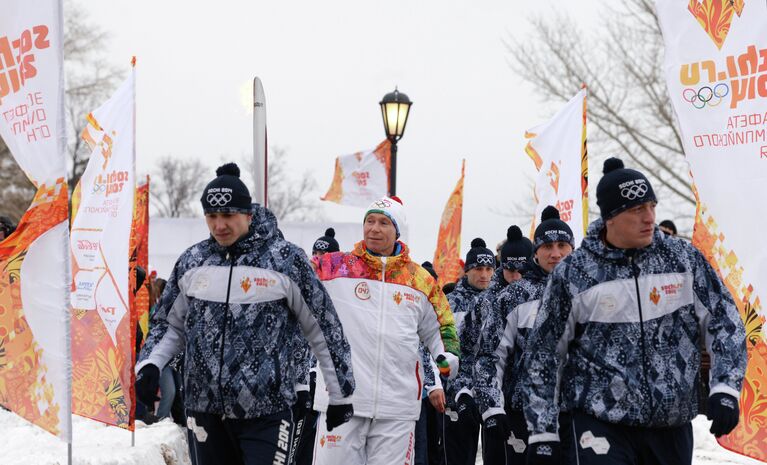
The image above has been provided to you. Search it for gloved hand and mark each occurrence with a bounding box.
[483,413,511,444]
[435,352,459,380]
[526,441,561,465]
[293,390,312,420]
[456,393,480,425]
[135,364,160,407]
[325,404,354,432]
[707,393,739,437]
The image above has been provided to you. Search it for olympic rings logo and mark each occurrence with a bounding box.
[206,192,232,206]
[314,240,330,250]
[373,199,392,209]
[476,254,495,266]
[682,83,729,109]
[92,183,106,194]
[620,183,648,200]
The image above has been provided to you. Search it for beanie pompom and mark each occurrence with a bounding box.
[507,225,523,241]
[541,205,560,222]
[390,195,403,205]
[603,157,624,174]
[325,227,336,238]
[471,237,486,248]
[216,162,241,177]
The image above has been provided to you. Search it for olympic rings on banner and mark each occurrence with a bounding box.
[682,82,730,109]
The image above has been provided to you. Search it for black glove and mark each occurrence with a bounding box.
[707,393,739,437]
[483,413,511,444]
[293,390,312,420]
[526,441,561,465]
[135,364,160,407]
[456,394,480,425]
[325,404,354,432]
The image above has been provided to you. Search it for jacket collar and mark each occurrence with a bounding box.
[352,240,411,272]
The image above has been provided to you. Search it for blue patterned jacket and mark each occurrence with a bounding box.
[475,263,548,419]
[137,205,355,418]
[524,219,746,443]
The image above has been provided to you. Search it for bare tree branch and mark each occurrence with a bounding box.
[504,1,694,231]
[151,156,207,217]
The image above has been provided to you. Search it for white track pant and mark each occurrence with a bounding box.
[312,413,416,465]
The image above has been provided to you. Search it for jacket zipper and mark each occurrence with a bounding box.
[371,258,387,418]
[217,251,236,416]
[628,255,654,420]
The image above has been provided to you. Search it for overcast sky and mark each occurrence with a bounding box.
[80,0,606,262]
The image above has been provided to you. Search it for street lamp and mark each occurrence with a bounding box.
[379,88,412,196]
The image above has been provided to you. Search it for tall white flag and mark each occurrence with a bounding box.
[70,66,137,429]
[525,88,588,244]
[658,1,767,460]
[0,0,72,441]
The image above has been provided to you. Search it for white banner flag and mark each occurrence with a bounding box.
[71,69,136,346]
[321,140,391,207]
[0,0,71,441]
[525,88,588,245]
[658,0,767,460]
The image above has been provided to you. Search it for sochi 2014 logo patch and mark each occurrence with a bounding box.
[354,282,371,300]
[393,291,403,305]
[650,287,661,305]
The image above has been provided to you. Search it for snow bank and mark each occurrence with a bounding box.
[0,409,190,465]
[2,409,763,465]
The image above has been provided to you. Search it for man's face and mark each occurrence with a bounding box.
[312,250,326,257]
[363,213,397,255]
[535,241,573,273]
[466,266,494,290]
[502,268,522,284]
[205,212,252,247]
[606,202,657,249]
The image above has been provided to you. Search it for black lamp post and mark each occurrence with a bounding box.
[379,88,412,196]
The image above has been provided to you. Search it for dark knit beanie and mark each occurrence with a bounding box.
[500,226,533,271]
[596,158,657,219]
[313,228,340,253]
[200,163,252,214]
[534,206,575,251]
[464,238,495,271]
[421,261,439,280]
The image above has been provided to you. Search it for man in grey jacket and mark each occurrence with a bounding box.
[135,163,355,465]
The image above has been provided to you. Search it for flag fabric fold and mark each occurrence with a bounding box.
[432,160,465,287]
[321,140,391,207]
[0,0,72,441]
[525,88,588,245]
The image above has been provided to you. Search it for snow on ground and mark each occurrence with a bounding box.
[0,409,191,465]
[1,409,764,465]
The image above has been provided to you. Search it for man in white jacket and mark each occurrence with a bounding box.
[311,196,461,465]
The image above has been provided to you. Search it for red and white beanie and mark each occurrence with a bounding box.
[364,196,406,238]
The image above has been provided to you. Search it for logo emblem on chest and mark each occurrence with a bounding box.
[354,282,371,300]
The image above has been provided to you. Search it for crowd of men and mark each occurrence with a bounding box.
[129,158,747,465]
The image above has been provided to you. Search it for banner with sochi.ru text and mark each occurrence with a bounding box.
[321,140,391,207]
[524,88,588,245]
[70,66,136,430]
[658,0,767,460]
[0,0,72,441]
